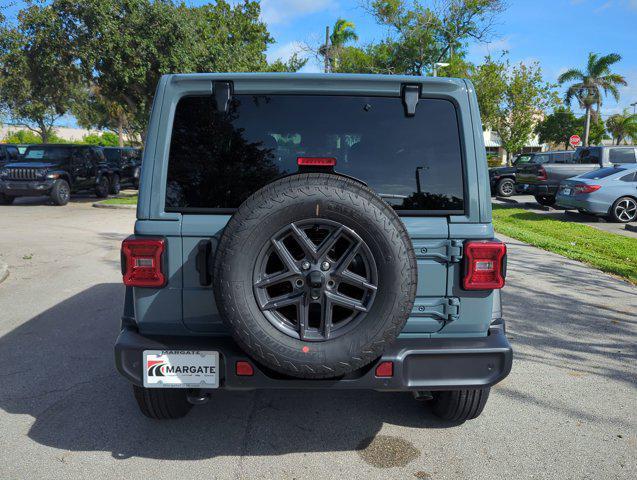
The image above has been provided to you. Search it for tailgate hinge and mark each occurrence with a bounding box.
[415,239,463,263]
[444,297,460,322]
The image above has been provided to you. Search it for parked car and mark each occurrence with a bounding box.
[0,144,23,166]
[556,164,637,222]
[0,144,118,205]
[489,151,574,197]
[516,146,637,206]
[115,73,512,422]
[101,147,142,192]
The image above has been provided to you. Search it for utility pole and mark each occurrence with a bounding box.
[324,26,330,73]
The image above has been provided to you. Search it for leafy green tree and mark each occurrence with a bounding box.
[80,132,120,146]
[558,52,626,146]
[472,56,557,162]
[0,4,82,142]
[320,18,359,72]
[55,0,298,141]
[581,115,606,146]
[3,128,64,144]
[606,109,637,145]
[535,107,580,149]
[365,0,505,75]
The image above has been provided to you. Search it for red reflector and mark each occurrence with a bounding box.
[573,184,601,194]
[463,241,506,290]
[375,361,393,378]
[235,361,254,376]
[121,238,166,288]
[297,157,337,167]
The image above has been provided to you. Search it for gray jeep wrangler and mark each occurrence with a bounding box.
[115,73,512,422]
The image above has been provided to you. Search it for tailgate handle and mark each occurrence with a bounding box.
[196,240,213,286]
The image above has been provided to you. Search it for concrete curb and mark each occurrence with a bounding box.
[626,223,637,232]
[92,202,136,210]
[494,196,519,204]
[0,262,8,285]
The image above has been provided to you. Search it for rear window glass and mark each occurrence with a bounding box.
[609,148,636,163]
[103,149,120,162]
[574,147,601,164]
[579,166,625,179]
[165,95,465,213]
[24,146,72,161]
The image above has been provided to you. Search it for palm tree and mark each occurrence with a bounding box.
[558,53,626,146]
[320,18,358,72]
[606,109,637,145]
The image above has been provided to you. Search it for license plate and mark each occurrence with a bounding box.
[562,188,571,196]
[143,350,219,388]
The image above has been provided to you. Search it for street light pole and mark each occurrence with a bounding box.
[432,62,449,77]
[631,101,637,115]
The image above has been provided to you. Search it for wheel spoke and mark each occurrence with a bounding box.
[333,240,361,275]
[255,270,297,288]
[297,298,309,340]
[321,296,333,339]
[290,223,318,260]
[316,226,345,259]
[325,290,367,312]
[271,239,300,274]
[261,291,304,311]
[338,269,377,292]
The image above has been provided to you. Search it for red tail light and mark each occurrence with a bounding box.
[121,238,166,287]
[463,241,506,290]
[297,157,336,167]
[573,184,601,194]
[375,361,393,378]
[235,361,254,376]
[537,166,548,181]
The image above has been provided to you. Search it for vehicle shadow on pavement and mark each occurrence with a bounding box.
[0,283,457,461]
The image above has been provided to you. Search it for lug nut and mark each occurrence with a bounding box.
[320,261,330,271]
[301,261,311,270]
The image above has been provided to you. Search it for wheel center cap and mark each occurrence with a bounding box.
[307,270,325,289]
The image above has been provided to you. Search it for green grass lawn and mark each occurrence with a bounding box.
[492,205,637,284]
[99,195,138,205]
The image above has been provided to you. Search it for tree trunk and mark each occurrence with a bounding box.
[117,115,124,147]
[39,121,48,143]
[584,106,591,147]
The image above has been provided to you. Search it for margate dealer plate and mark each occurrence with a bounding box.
[143,350,219,388]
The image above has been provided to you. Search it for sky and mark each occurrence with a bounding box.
[3,0,637,126]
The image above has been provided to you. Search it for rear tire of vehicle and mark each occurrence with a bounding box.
[0,193,15,205]
[132,385,193,419]
[535,194,555,207]
[496,178,515,197]
[50,179,70,206]
[430,388,490,422]
[213,173,418,379]
[95,176,110,198]
[109,174,121,195]
[610,196,637,223]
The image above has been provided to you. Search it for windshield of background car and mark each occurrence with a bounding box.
[514,155,533,165]
[23,146,72,162]
[165,94,465,213]
[579,166,625,179]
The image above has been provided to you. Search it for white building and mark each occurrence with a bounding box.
[1,125,101,142]
[483,129,548,164]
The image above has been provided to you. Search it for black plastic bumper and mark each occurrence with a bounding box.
[521,184,557,196]
[0,179,54,196]
[115,324,512,391]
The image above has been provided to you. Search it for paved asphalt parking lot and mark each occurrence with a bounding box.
[494,195,637,239]
[0,197,635,480]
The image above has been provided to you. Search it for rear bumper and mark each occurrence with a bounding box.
[555,194,609,214]
[521,183,557,196]
[0,179,54,196]
[115,323,513,391]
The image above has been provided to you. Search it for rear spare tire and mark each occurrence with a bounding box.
[213,173,417,379]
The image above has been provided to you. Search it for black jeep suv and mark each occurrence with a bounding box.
[101,147,143,192]
[0,144,117,205]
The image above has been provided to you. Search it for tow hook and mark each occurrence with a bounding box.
[187,389,210,405]
[412,390,433,401]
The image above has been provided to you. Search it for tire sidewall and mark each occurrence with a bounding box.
[110,174,121,195]
[611,196,637,223]
[51,179,70,206]
[95,175,109,198]
[497,178,514,197]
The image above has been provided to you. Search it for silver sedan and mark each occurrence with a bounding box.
[556,163,637,223]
